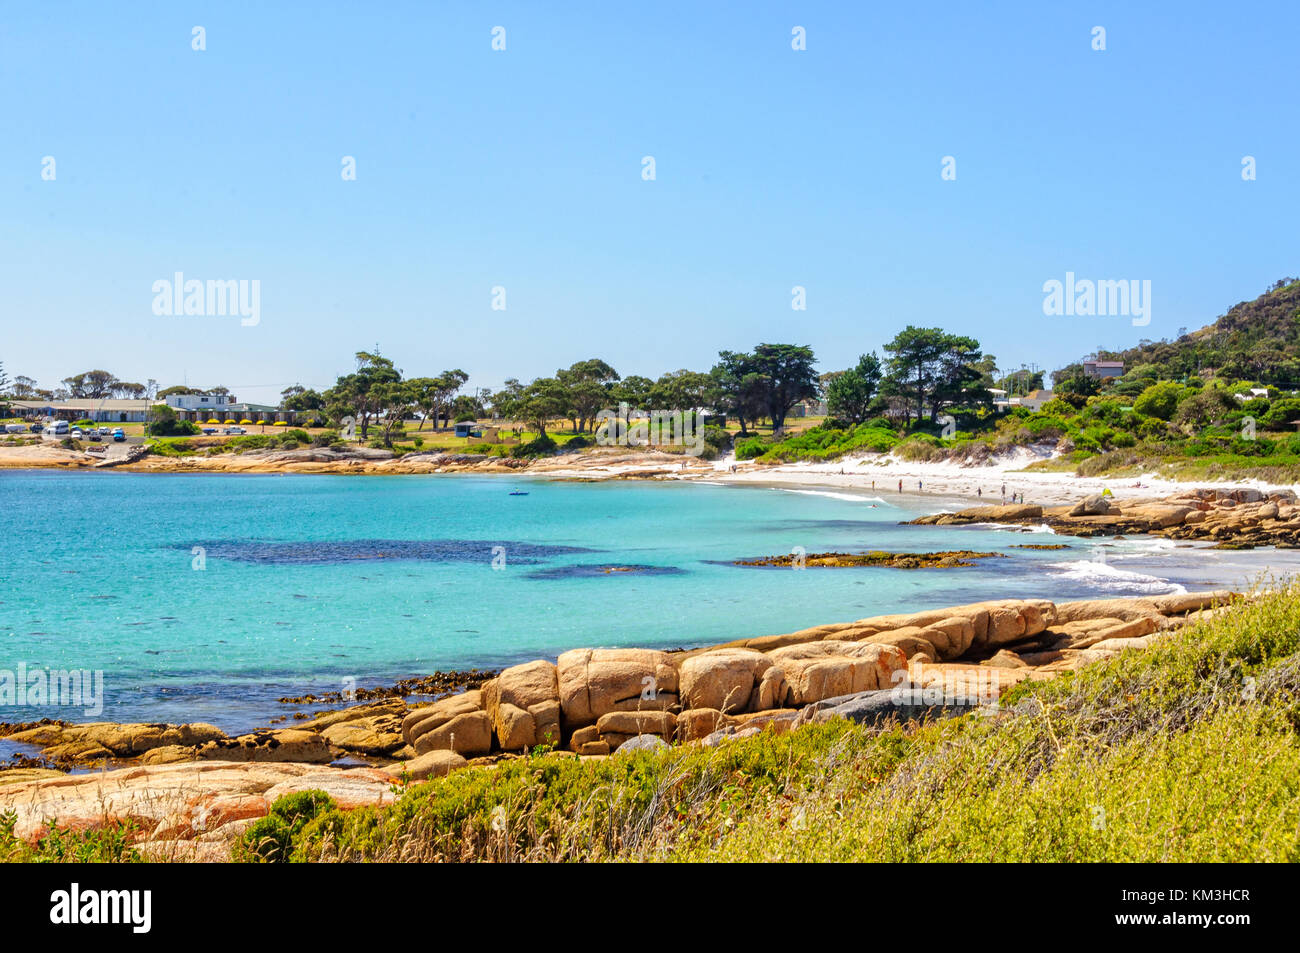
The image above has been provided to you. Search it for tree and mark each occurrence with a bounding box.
[649,369,714,414]
[931,337,989,417]
[146,404,200,437]
[745,344,819,431]
[557,359,619,432]
[409,370,469,430]
[710,351,768,433]
[61,370,119,399]
[489,379,525,421]
[0,361,9,395]
[1133,381,1185,421]
[408,377,440,430]
[610,375,654,430]
[323,351,402,439]
[112,381,147,399]
[501,378,568,435]
[281,385,323,412]
[11,375,37,398]
[158,385,201,398]
[1173,384,1237,431]
[1054,372,1102,407]
[826,353,883,424]
[432,370,469,429]
[882,327,984,424]
[372,380,416,447]
[450,393,485,421]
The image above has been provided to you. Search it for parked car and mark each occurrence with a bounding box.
[3,423,26,434]
[87,432,102,442]
[70,428,84,439]
[201,428,217,435]
[112,429,125,442]
[29,423,43,433]
[49,420,69,435]
[223,426,246,435]
[97,427,111,435]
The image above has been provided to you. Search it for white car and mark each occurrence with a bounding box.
[223,426,246,435]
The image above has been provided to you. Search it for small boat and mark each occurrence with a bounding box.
[509,489,529,496]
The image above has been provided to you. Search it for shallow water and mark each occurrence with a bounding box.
[1,470,1296,733]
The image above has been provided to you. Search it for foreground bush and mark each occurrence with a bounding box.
[244,583,1300,863]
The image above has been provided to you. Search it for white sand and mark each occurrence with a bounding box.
[698,448,1300,508]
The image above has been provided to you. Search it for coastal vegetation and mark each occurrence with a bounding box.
[6,279,1300,480]
[224,583,1300,862]
[743,278,1300,478]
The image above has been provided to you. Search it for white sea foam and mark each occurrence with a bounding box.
[780,489,888,504]
[967,521,1057,534]
[1047,559,1186,595]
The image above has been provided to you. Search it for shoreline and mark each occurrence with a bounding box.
[6,441,1300,509]
[0,585,1244,855]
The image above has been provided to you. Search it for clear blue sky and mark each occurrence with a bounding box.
[3,1,1297,404]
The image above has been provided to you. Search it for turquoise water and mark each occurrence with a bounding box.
[1,470,1295,733]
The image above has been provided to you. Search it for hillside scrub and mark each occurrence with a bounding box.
[244,582,1300,863]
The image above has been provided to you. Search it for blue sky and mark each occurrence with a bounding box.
[2,1,1298,404]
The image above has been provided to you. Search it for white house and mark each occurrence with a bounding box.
[165,393,236,411]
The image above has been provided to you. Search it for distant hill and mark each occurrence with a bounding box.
[1057,277,1300,387]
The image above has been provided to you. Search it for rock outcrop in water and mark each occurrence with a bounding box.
[0,589,1239,855]
[733,550,1005,569]
[909,488,1300,549]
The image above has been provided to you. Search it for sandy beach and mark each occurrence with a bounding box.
[698,449,1300,509]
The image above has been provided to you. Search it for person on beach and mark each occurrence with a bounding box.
[918,480,923,491]
[977,487,982,498]
[898,479,902,492]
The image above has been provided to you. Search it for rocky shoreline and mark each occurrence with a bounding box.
[910,487,1300,548]
[0,441,711,477]
[0,587,1238,858]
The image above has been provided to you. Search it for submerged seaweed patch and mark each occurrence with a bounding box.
[177,539,597,566]
[719,551,1006,569]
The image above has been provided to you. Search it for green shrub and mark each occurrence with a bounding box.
[1,812,142,864]
[146,405,200,437]
[734,435,769,460]
[1133,381,1186,421]
[240,584,1300,864]
[511,434,558,458]
[233,790,338,863]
